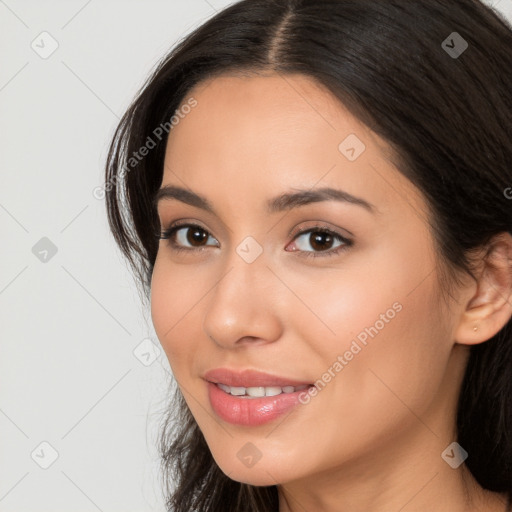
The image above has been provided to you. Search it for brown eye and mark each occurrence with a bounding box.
[289,228,352,257]
[159,222,353,259]
[308,231,336,251]
[159,223,219,251]
[183,226,209,246]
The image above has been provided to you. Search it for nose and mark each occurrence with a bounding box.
[202,254,283,349]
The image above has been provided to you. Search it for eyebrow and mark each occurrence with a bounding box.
[153,185,375,215]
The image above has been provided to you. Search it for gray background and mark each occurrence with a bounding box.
[1,0,511,510]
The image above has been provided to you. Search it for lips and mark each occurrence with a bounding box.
[203,368,314,426]
[203,368,312,388]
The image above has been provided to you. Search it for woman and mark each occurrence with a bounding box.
[104,0,512,510]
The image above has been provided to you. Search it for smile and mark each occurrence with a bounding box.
[203,368,314,426]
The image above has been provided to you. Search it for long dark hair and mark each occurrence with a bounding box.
[104,1,512,510]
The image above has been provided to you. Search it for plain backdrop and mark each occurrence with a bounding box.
[1,1,511,511]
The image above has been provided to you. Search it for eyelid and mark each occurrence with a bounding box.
[158,218,216,239]
[287,221,353,241]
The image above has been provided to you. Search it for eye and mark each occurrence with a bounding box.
[286,226,353,259]
[159,222,219,252]
[158,222,353,258]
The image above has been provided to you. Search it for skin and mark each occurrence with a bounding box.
[150,73,512,512]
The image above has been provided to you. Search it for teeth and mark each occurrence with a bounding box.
[265,386,283,396]
[246,387,265,397]
[218,383,231,393]
[216,383,309,398]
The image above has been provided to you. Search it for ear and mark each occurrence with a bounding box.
[454,232,512,346]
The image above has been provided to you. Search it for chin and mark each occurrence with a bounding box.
[209,447,297,487]
[219,464,283,487]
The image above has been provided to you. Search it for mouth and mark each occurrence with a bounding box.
[203,368,315,426]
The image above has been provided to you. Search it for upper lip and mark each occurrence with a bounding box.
[204,368,312,388]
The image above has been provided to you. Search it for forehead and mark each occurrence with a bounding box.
[161,73,427,222]
[168,73,370,154]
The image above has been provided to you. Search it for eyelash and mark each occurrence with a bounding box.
[158,221,353,259]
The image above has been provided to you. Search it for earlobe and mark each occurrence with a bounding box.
[453,232,512,346]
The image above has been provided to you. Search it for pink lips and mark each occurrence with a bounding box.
[204,368,311,388]
[204,368,313,427]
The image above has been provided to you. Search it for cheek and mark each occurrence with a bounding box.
[150,255,198,371]
[297,240,450,408]
[359,299,448,432]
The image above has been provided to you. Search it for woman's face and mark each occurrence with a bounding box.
[150,73,463,486]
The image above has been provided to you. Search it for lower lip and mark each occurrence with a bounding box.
[207,381,310,426]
